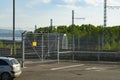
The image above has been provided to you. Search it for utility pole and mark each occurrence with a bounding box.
[72,10,85,51]
[71,10,85,61]
[72,10,75,51]
[13,0,16,55]
[72,10,75,61]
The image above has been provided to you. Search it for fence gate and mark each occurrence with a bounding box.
[21,32,66,66]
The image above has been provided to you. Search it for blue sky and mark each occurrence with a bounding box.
[0,0,120,31]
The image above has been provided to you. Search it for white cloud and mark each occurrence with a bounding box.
[84,0,102,6]
[0,15,5,19]
[108,0,120,6]
[57,0,119,10]
[57,0,82,10]
[42,0,51,3]
[57,4,81,10]
[63,0,81,4]
[84,0,120,6]
[26,0,51,8]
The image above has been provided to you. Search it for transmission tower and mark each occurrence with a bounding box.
[102,0,107,50]
[104,0,107,28]
[103,0,120,50]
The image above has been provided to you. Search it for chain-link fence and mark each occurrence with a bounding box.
[0,39,22,57]
[0,32,120,67]
[22,33,69,60]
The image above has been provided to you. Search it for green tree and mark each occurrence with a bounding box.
[0,40,3,48]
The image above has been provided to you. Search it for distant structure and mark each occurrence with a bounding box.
[35,25,37,32]
[35,25,37,30]
[50,19,53,33]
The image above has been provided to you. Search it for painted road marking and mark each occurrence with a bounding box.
[85,67,106,71]
[51,64,84,70]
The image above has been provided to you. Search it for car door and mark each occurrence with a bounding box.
[0,59,9,73]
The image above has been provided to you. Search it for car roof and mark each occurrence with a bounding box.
[0,57,15,61]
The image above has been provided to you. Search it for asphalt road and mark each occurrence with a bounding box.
[15,61,120,80]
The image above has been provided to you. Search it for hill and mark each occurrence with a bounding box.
[0,29,23,37]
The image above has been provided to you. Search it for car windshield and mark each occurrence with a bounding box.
[10,59,19,65]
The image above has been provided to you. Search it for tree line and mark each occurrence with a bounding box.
[33,24,120,51]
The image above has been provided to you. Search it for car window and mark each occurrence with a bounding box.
[0,59,9,66]
[10,59,19,65]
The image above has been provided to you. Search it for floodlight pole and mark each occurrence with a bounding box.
[13,0,16,56]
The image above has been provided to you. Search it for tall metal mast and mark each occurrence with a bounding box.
[104,0,107,28]
[72,10,75,51]
[13,0,16,55]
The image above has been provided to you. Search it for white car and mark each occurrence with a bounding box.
[0,57,22,80]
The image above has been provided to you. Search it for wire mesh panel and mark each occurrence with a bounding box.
[0,32,119,63]
[23,33,66,61]
[0,40,21,57]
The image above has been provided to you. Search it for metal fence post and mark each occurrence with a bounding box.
[57,34,60,64]
[41,33,44,62]
[98,35,100,61]
[21,31,26,68]
[48,33,50,56]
